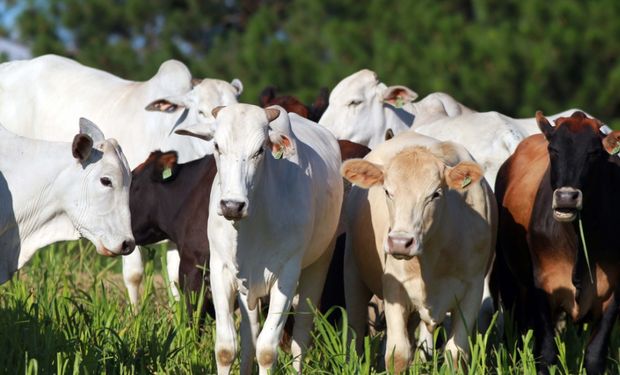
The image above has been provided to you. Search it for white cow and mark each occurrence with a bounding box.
[0,118,134,283]
[174,104,343,374]
[319,69,473,148]
[0,54,242,305]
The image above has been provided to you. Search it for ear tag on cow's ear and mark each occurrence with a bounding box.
[162,167,172,180]
[272,148,284,160]
[461,175,472,189]
[395,96,405,108]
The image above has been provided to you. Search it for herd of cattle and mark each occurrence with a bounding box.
[0,54,616,374]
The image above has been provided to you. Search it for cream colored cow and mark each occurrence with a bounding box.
[341,132,496,372]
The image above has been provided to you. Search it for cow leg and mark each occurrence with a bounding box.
[122,248,144,308]
[531,287,556,374]
[344,242,372,354]
[416,321,434,360]
[238,295,260,375]
[383,277,411,373]
[256,265,300,375]
[211,255,238,375]
[166,245,181,301]
[445,278,484,367]
[291,238,336,373]
[584,292,620,374]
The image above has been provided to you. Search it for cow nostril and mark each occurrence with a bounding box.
[570,192,579,200]
[405,237,414,248]
[237,201,246,213]
[122,239,135,254]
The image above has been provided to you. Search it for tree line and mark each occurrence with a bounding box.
[4,0,620,126]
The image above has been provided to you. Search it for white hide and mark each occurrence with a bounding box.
[176,104,343,374]
[0,54,242,165]
[0,120,134,284]
[319,69,473,148]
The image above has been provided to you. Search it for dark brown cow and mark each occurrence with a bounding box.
[258,86,329,122]
[130,151,217,320]
[130,140,370,325]
[492,111,620,374]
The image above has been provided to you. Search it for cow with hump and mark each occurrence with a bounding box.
[174,103,343,374]
[0,54,243,306]
[341,131,496,372]
[492,111,620,374]
[0,118,134,284]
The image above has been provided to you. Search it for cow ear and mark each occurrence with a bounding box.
[445,161,483,190]
[79,118,105,144]
[385,128,394,141]
[231,78,243,97]
[265,108,294,160]
[536,111,554,138]
[212,106,225,119]
[153,151,178,181]
[383,85,418,108]
[145,95,188,113]
[341,159,384,189]
[602,131,620,155]
[175,123,214,141]
[72,133,93,161]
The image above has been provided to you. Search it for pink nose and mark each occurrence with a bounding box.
[387,234,415,257]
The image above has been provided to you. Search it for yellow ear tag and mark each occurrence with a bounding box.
[272,148,284,160]
[162,167,172,180]
[461,175,472,189]
[395,96,405,108]
[611,144,620,155]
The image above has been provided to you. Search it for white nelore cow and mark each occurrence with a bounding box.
[0,54,242,305]
[0,118,135,284]
[174,104,343,374]
[320,69,586,186]
[319,69,474,148]
[341,132,496,371]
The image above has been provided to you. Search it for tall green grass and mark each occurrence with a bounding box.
[0,241,618,374]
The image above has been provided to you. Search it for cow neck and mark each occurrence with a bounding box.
[16,147,81,268]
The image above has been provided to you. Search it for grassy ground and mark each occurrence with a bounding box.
[1,241,619,374]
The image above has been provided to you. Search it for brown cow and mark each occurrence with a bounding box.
[258,86,329,122]
[492,111,620,374]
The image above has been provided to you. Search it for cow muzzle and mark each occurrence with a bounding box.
[385,232,419,260]
[97,238,135,257]
[552,187,582,222]
[219,199,248,221]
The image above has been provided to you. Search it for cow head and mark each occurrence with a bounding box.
[146,78,243,139]
[176,103,293,221]
[537,111,620,222]
[342,145,482,259]
[319,69,417,148]
[66,118,135,256]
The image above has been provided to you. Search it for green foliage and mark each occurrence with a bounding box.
[4,0,620,125]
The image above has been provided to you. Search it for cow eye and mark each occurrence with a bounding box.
[348,100,362,107]
[100,177,113,187]
[432,189,442,200]
[198,110,206,117]
[252,147,264,159]
[214,143,219,153]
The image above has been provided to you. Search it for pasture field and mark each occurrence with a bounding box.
[1,241,619,374]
